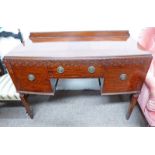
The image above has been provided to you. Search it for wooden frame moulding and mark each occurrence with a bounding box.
[29,30,130,42]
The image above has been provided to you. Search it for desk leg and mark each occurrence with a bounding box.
[20,93,33,119]
[126,93,139,120]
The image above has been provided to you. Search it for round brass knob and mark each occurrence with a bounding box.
[57,66,64,74]
[88,66,95,74]
[120,73,127,81]
[28,74,35,81]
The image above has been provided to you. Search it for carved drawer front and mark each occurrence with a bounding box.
[102,65,148,94]
[48,63,104,78]
[12,65,52,93]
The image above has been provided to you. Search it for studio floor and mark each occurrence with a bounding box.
[0,90,147,127]
[0,79,147,127]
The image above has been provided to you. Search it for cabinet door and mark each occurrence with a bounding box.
[11,61,53,94]
[102,64,148,94]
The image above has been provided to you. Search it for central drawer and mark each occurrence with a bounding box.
[48,63,104,78]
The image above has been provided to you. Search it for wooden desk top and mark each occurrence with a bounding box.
[5,31,151,60]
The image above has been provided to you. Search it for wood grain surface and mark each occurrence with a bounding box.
[30,31,130,42]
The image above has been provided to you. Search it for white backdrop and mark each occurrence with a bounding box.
[0,0,155,40]
[1,0,155,58]
[1,1,155,155]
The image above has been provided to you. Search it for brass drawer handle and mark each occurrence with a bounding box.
[57,66,64,74]
[120,73,127,81]
[88,66,95,74]
[28,74,36,81]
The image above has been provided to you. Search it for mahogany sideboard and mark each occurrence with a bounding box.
[3,31,152,119]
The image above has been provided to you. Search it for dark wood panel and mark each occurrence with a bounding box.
[29,31,130,42]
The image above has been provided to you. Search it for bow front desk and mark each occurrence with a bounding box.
[3,31,152,119]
